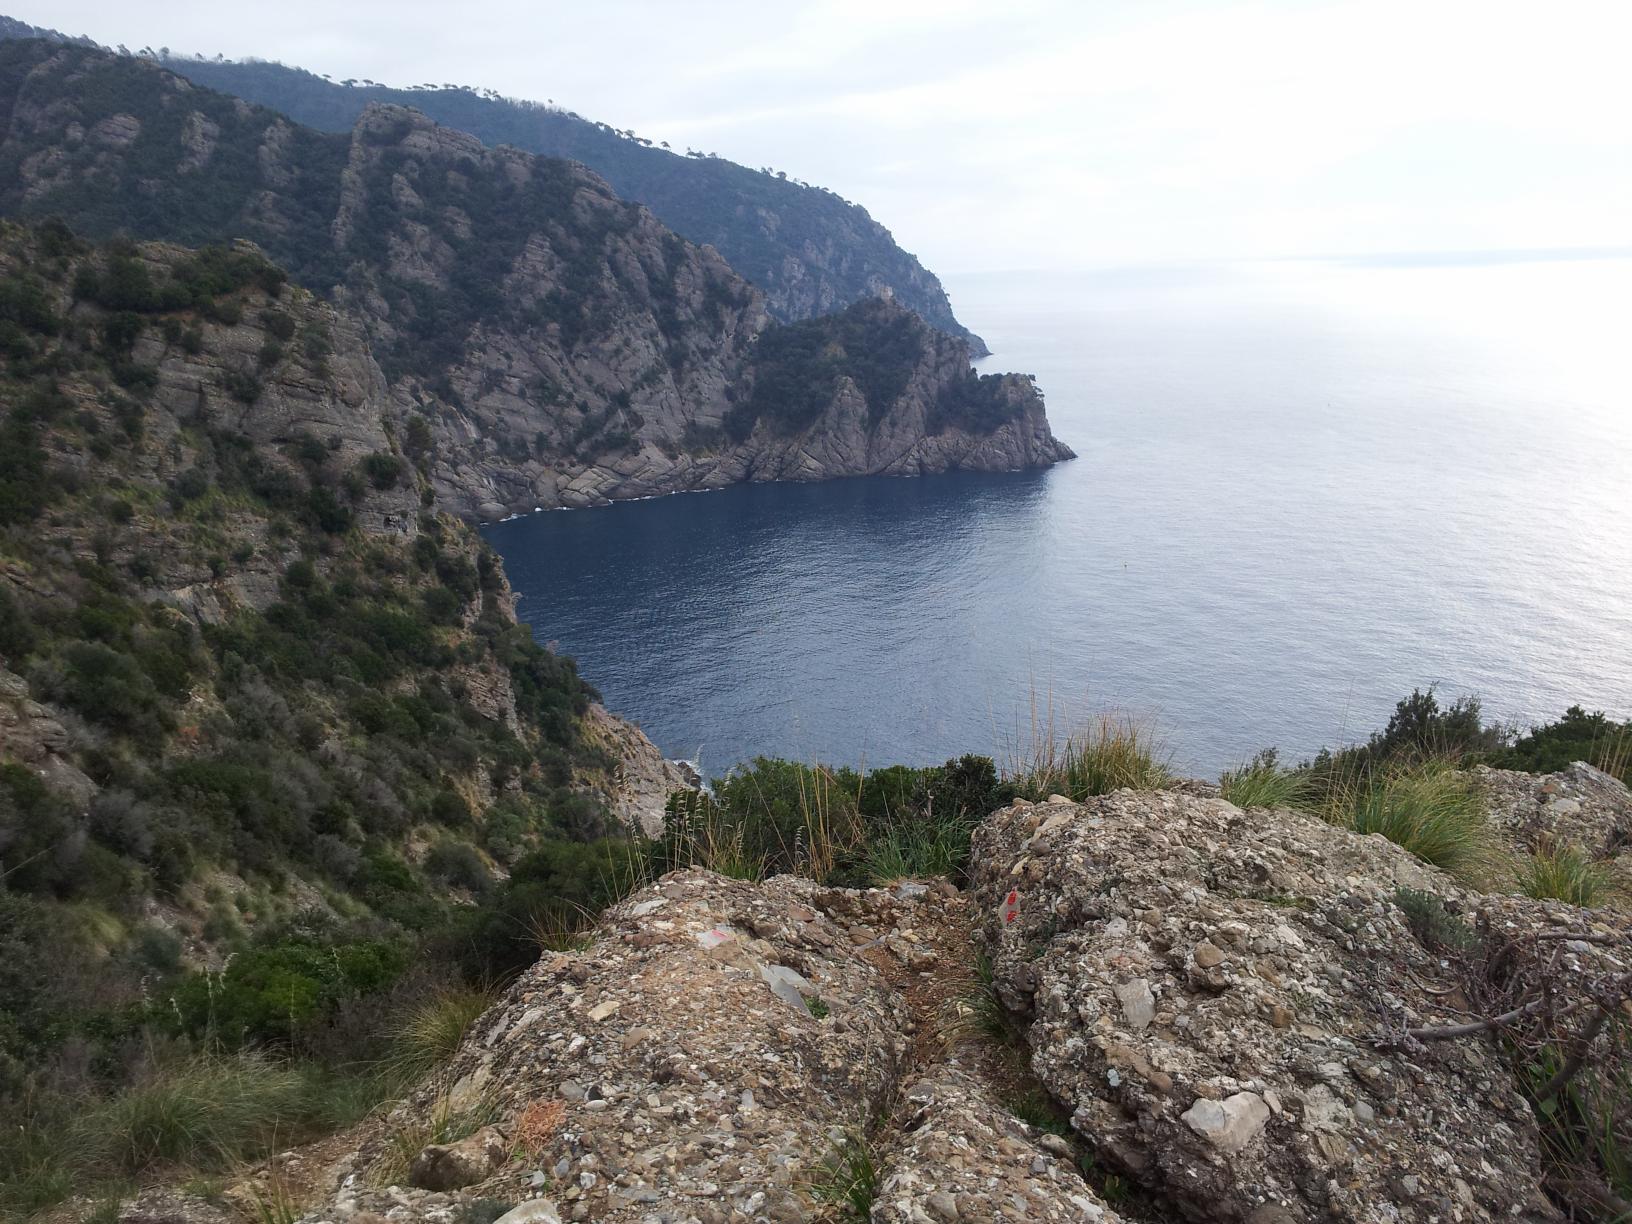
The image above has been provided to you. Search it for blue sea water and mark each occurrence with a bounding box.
[485,255,1632,778]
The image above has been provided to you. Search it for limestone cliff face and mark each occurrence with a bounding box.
[0,45,1072,525]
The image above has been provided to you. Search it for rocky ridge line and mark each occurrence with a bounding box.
[104,760,1631,1224]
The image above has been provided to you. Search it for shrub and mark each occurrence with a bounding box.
[1490,706,1632,785]
[422,586,463,625]
[167,933,411,1047]
[220,368,263,404]
[261,310,298,342]
[50,641,166,735]
[424,841,491,893]
[362,452,404,490]
[0,585,36,662]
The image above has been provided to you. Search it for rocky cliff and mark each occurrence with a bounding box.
[0,220,680,960]
[0,40,1067,521]
[117,765,1626,1224]
[130,45,988,354]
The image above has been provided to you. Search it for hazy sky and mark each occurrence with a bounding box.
[18,0,1632,272]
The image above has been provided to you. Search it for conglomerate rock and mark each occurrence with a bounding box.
[1476,762,1632,884]
[969,791,1564,1223]
[870,1065,1123,1222]
[331,869,919,1222]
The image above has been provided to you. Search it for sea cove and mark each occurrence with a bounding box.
[488,253,1632,777]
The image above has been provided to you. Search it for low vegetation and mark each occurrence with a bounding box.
[804,1130,880,1222]
[1517,844,1620,908]
[658,754,1013,887]
[1336,761,1495,881]
[1014,714,1171,802]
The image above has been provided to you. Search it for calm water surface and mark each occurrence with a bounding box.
[486,256,1632,778]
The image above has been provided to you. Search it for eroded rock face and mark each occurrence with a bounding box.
[969,792,1563,1223]
[1477,762,1632,877]
[582,703,696,836]
[873,1066,1123,1222]
[351,870,914,1221]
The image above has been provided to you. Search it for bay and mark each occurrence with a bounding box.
[485,254,1632,778]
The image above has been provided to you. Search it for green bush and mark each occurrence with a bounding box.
[424,841,491,893]
[49,640,167,735]
[0,585,36,662]
[167,932,411,1047]
[362,452,404,489]
[452,837,646,980]
[1489,706,1632,784]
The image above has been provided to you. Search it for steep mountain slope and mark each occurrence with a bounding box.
[0,39,1070,519]
[154,57,991,356]
[0,219,680,1088]
[0,15,987,354]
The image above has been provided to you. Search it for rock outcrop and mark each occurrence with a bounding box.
[142,785,1632,1223]
[0,41,1071,524]
[873,1068,1123,1222]
[970,792,1566,1222]
[582,704,695,837]
[345,870,915,1221]
[1477,762,1632,882]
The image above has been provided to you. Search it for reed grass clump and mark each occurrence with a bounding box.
[1015,714,1170,801]
[1517,844,1620,908]
[69,1054,313,1177]
[385,985,495,1084]
[1324,760,1495,882]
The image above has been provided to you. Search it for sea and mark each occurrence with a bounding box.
[484,253,1632,779]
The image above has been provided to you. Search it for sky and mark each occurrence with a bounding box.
[16,0,1632,273]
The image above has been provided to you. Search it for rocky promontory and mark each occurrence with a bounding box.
[0,42,1073,524]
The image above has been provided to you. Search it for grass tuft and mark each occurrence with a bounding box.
[862,811,976,885]
[386,985,495,1084]
[1015,714,1170,802]
[804,1130,878,1221]
[1517,844,1619,908]
[1326,760,1495,882]
[69,1054,312,1178]
[1219,748,1309,810]
[940,954,1021,1050]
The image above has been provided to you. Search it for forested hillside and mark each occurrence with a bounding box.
[0,15,987,354]
[0,39,1067,519]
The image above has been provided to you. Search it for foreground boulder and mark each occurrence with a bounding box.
[872,1065,1123,1222]
[345,870,914,1221]
[970,792,1563,1223]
